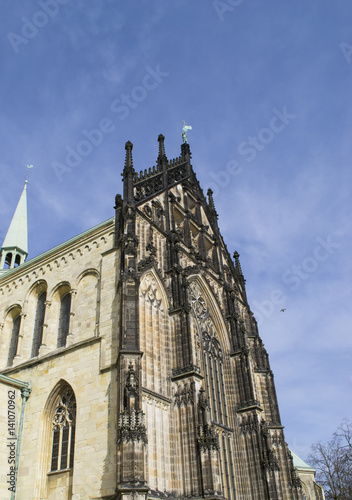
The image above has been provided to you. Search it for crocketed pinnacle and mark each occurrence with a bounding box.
[157,134,168,166]
[233,251,244,277]
[207,188,218,220]
[123,141,134,175]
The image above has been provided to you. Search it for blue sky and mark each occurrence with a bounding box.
[1,0,352,460]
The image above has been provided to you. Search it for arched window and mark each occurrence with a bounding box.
[31,291,47,357]
[7,315,21,366]
[57,293,71,348]
[50,387,76,472]
[5,252,13,268]
[201,318,228,425]
[189,282,235,500]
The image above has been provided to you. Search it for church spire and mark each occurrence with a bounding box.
[0,181,28,271]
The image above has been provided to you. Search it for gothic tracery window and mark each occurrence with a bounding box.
[189,282,235,499]
[57,293,71,348]
[50,387,76,472]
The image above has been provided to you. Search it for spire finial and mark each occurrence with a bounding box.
[25,164,34,182]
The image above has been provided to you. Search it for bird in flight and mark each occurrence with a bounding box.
[280,308,286,312]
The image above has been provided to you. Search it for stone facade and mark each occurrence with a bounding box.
[0,136,323,499]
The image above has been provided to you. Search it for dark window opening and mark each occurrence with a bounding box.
[31,291,46,357]
[7,315,21,366]
[57,293,71,348]
[4,253,12,268]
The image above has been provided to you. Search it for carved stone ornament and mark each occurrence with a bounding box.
[262,448,280,471]
[202,319,223,361]
[134,175,163,202]
[117,409,148,444]
[189,282,223,362]
[52,388,76,430]
[139,273,163,310]
[236,399,261,412]
[198,423,219,452]
[126,363,138,392]
[123,235,139,255]
[167,165,187,186]
[198,387,208,412]
[143,204,152,218]
[118,364,148,444]
[174,383,194,407]
[287,448,302,488]
[239,414,259,435]
[123,203,136,219]
[171,364,201,377]
[189,282,208,322]
[261,419,269,438]
[146,240,157,257]
[291,468,302,488]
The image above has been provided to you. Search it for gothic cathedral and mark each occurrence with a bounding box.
[0,136,324,499]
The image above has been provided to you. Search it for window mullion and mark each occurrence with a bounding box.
[67,425,72,469]
[58,425,63,470]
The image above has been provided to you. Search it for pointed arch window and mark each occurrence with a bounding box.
[7,315,21,367]
[189,282,236,499]
[57,293,71,348]
[51,387,76,472]
[31,291,46,357]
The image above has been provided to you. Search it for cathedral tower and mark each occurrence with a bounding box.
[0,136,323,499]
[114,135,303,499]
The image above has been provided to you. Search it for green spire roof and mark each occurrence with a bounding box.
[1,181,28,254]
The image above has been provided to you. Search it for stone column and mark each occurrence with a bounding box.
[39,301,51,355]
[13,312,27,362]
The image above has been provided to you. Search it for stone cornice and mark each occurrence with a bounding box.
[0,218,115,291]
[0,336,101,374]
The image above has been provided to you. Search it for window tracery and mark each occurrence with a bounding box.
[51,387,76,472]
[202,318,223,361]
[189,282,235,498]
